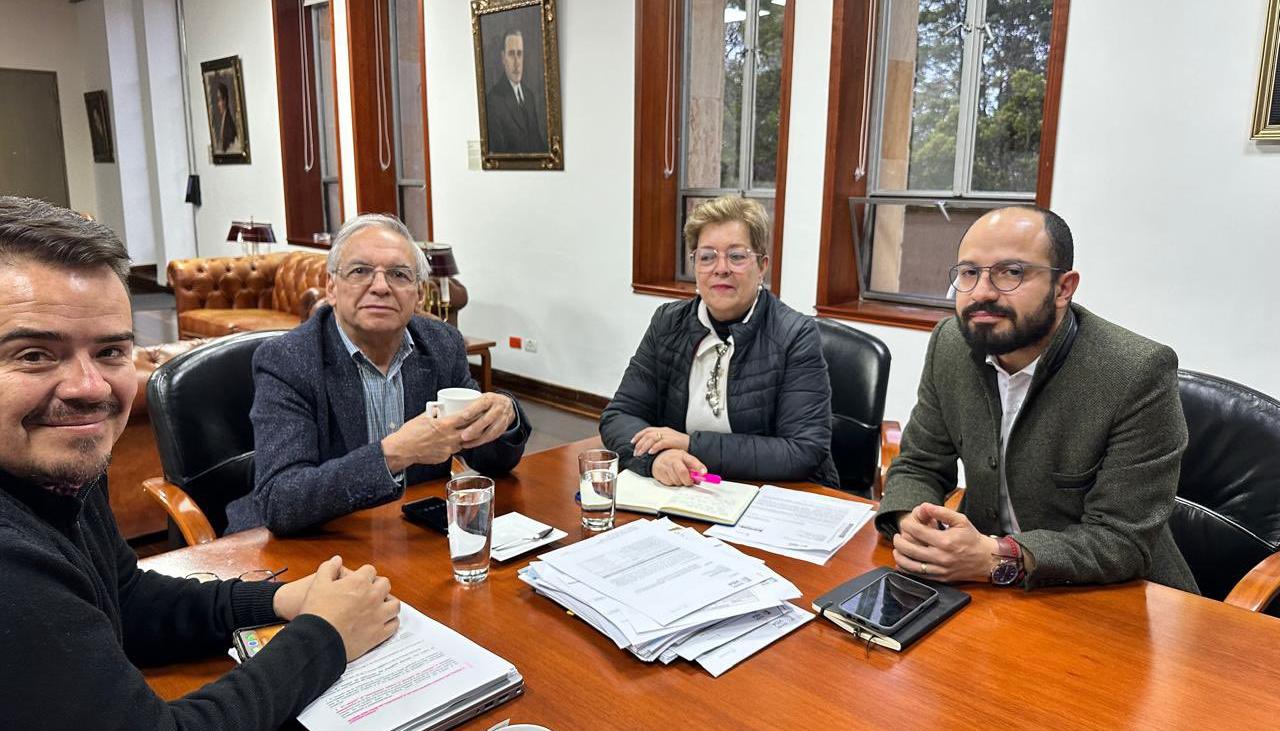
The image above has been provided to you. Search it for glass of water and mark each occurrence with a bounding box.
[446,475,495,584]
[578,449,619,532]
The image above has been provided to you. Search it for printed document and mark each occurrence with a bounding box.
[706,486,874,564]
[297,604,516,731]
[539,518,766,625]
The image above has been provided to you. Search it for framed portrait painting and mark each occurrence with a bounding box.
[471,0,563,170]
[200,55,251,164]
[1253,0,1280,140]
[83,91,114,163]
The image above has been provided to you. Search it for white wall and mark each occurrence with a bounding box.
[424,0,666,398]
[1051,0,1280,399]
[136,0,198,275]
[182,0,289,257]
[12,0,1272,423]
[75,0,129,244]
[0,0,99,214]
[428,0,1280,424]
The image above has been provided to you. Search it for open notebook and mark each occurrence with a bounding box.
[614,469,759,525]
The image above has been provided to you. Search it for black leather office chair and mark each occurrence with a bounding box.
[815,318,898,499]
[143,330,282,545]
[1172,369,1280,615]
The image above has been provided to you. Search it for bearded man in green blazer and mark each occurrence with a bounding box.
[876,206,1197,593]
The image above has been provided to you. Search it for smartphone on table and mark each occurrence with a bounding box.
[838,572,939,634]
[402,496,449,534]
[233,622,287,662]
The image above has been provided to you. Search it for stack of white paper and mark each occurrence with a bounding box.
[705,485,875,565]
[518,518,812,677]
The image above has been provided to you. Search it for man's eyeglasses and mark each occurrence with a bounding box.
[186,567,288,583]
[689,247,763,273]
[948,261,1063,293]
[339,264,418,289]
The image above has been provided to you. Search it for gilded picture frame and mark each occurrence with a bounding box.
[471,0,564,170]
[200,55,252,164]
[1252,0,1280,140]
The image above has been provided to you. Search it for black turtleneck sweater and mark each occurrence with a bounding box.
[0,472,346,730]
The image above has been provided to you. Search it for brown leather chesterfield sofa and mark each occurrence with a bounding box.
[167,250,469,338]
[168,251,327,338]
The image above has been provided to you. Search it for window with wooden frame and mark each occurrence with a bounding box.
[815,0,1069,329]
[272,0,344,247]
[633,0,796,297]
[346,0,434,240]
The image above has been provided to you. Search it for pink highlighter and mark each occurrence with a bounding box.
[689,470,722,485]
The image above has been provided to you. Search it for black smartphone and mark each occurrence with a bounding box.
[232,622,286,662]
[839,572,939,634]
[402,496,448,534]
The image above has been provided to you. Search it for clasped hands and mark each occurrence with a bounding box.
[892,503,1000,583]
[271,556,400,662]
[630,426,706,486]
[382,393,514,473]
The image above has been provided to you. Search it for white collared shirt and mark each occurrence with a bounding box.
[985,354,1041,535]
[685,295,760,434]
[510,81,524,105]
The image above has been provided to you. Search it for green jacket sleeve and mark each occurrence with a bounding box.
[875,323,960,537]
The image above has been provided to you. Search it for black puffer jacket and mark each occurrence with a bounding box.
[601,290,839,488]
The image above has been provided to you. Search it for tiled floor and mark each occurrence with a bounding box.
[128,292,599,450]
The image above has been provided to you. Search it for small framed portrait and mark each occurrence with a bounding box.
[83,91,114,163]
[1253,0,1280,140]
[200,55,251,164]
[471,0,563,170]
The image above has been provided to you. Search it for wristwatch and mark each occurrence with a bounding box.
[990,535,1025,586]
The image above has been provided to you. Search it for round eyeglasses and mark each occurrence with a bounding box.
[339,264,418,289]
[689,247,763,272]
[185,567,289,583]
[949,261,1063,293]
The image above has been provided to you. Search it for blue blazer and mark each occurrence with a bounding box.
[225,307,530,535]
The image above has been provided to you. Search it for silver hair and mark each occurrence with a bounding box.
[325,213,430,282]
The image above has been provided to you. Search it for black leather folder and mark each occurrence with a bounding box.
[811,566,971,652]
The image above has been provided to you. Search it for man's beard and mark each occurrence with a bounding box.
[958,286,1058,357]
[20,399,121,496]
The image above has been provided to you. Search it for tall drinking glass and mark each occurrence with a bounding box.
[446,476,495,584]
[578,449,619,532]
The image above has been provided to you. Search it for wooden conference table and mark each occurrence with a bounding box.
[141,438,1280,729]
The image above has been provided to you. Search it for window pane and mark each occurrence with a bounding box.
[324,182,342,234]
[314,4,338,179]
[860,202,985,301]
[684,0,746,190]
[970,0,1052,193]
[751,2,784,188]
[875,0,966,193]
[400,185,428,242]
[393,0,425,181]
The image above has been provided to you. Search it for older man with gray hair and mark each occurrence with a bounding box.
[225,214,529,534]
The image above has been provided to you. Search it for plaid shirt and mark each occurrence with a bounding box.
[335,324,415,482]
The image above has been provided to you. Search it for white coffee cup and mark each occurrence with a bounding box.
[427,387,482,418]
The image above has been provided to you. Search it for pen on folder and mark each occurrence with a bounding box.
[689,470,721,485]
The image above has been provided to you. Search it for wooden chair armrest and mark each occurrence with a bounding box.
[141,477,216,546]
[874,420,903,500]
[1225,550,1280,613]
[944,486,965,512]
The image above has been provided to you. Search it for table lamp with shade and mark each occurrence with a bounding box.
[422,243,460,323]
[226,219,276,258]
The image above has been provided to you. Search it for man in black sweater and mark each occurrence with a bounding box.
[0,196,400,730]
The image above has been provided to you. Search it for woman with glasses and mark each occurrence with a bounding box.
[600,196,839,488]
